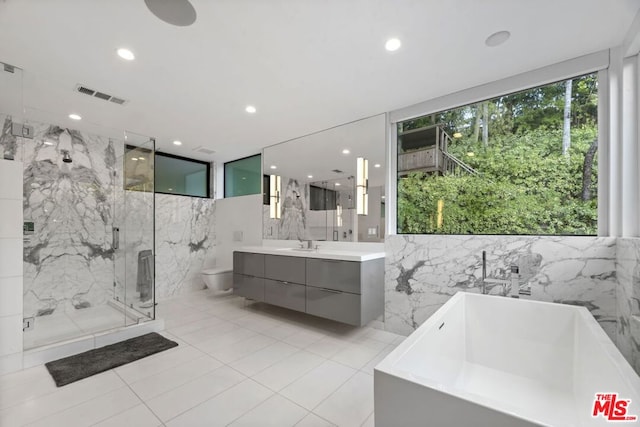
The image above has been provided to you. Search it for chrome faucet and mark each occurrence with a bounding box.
[481,251,530,297]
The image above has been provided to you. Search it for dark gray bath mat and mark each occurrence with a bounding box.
[45,332,178,387]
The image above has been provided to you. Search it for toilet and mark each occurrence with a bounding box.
[201,267,233,291]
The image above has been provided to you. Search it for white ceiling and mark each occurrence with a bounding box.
[0,0,638,164]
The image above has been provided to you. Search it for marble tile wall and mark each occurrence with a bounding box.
[616,238,640,372]
[1,116,121,319]
[385,235,618,343]
[154,193,216,299]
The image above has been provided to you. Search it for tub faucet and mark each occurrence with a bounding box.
[481,251,528,297]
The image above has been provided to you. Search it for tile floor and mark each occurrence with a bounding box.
[2,290,404,426]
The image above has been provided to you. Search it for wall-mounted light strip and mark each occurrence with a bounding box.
[269,174,281,219]
[356,157,368,215]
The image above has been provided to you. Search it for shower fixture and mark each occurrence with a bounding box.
[61,150,72,163]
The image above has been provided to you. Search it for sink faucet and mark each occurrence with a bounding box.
[306,240,313,249]
[481,251,530,297]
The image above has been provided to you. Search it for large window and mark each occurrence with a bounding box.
[224,154,262,197]
[397,73,598,235]
[155,152,210,198]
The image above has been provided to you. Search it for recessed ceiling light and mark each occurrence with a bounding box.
[69,113,82,120]
[307,175,313,179]
[335,183,341,186]
[131,157,139,161]
[242,177,246,180]
[270,165,277,170]
[342,149,350,154]
[374,163,381,168]
[173,140,182,146]
[43,141,54,146]
[385,38,402,52]
[485,31,510,47]
[245,105,257,114]
[168,188,173,191]
[139,157,145,161]
[116,48,135,61]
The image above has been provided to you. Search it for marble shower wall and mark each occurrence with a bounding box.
[385,235,618,342]
[154,193,215,299]
[616,238,640,372]
[0,115,121,318]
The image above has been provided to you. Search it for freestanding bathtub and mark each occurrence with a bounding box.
[374,292,640,426]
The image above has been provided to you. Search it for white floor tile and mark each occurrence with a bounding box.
[146,365,246,422]
[260,323,302,340]
[361,412,375,427]
[330,343,383,370]
[167,315,225,338]
[193,327,257,354]
[229,394,308,426]
[252,350,325,392]
[180,320,240,345]
[0,371,124,426]
[305,337,349,359]
[165,379,273,427]
[130,354,222,401]
[229,341,298,376]
[25,386,140,427]
[313,372,374,427]
[295,412,336,427]
[360,344,397,376]
[280,329,326,349]
[363,328,402,345]
[280,360,356,410]
[0,366,57,410]
[115,345,204,384]
[93,403,162,427]
[204,333,276,364]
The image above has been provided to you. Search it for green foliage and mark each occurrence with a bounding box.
[397,72,599,235]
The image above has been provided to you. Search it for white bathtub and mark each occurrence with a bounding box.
[374,292,640,426]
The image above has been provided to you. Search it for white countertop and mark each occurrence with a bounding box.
[236,246,385,262]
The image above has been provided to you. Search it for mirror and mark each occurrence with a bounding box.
[263,114,386,242]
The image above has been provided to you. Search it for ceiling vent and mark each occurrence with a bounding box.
[193,146,216,155]
[75,84,128,105]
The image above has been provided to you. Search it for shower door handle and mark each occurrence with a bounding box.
[112,227,120,250]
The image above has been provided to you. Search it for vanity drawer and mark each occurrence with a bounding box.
[233,274,264,301]
[264,279,305,312]
[264,255,306,284]
[306,285,361,326]
[233,252,265,277]
[306,258,361,294]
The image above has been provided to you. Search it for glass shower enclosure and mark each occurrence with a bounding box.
[1,62,156,349]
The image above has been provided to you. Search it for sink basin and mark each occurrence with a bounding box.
[276,247,317,252]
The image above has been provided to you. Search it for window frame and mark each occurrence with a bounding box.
[223,153,262,198]
[155,151,211,199]
[386,50,610,237]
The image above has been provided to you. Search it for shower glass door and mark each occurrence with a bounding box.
[113,133,155,325]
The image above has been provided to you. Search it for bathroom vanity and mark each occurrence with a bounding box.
[233,247,385,326]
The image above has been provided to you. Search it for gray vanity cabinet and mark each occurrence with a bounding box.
[263,255,306,311]
[233,252,265,302]
[233,250,384,326]
[306,287,361,325]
